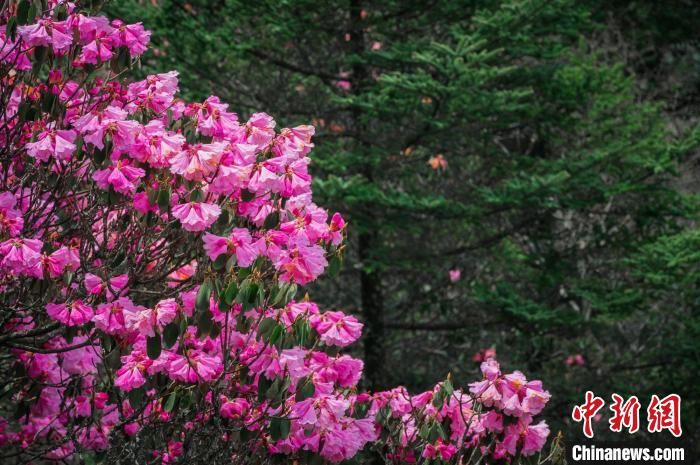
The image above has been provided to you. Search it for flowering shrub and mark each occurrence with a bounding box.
[0,2,552,463]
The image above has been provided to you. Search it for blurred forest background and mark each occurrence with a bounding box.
[106,0,700,442]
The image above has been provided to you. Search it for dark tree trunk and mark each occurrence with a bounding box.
[349,0,385,390]
[359,230,385,390]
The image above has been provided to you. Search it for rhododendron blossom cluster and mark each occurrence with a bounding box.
[0,2,552,464]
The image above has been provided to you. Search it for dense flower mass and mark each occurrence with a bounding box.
[0,2,551,464]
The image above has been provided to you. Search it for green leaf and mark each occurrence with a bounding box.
[237,266,251,281]
[41,92,56,113]
[265,377,281,400]
[93,146,107,165]
[17,1,31,25]
[269,417,291,441]
[195,281,211,312]
[327,255,342,277]
[73,135,84,160]
[190,189,204,202]
[427,423,440,442]
[31,46,48,74]
[214,208,230,229]
[269,324,284,348]
[239,281,261,311]
[224,281,238,305]
[209,320,221,339]
[117,46,130,71]
[100,334,115,352]
[62,270,73,286]
[247,282,260,301]
[164,392,177,412]
[240,188,255,202]
[263,210,280,229]
[257,376,272,402]
[54,3,67,20]
[105,348,121,369]
[212,253,227,271]
[225,254,237,272]
[257,318,277,339]
[419,422,431,440]
[271,282,297,307]
[443,378,454,396]
[7,16,17,41]
[148,188,158,205]
[432,390,445,409]
[293,319,311,346]
[163,322,179,348]
[295,377,315,401]
[128,387,145,406]
[157,187,171,212]
[147,335,162,360]
[197,310,214,337]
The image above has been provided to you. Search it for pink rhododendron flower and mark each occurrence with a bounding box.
[245,112,276,149]
[202,229,258,266]
[80,35,114,64]
[125,298,178,337]
[275,240,327,284]
[193,96,240,138]
[0,238,43,275]
[160,440,184,465]
[501,371,551,417]
[565,353,586,366]
[110,20,151,56]
[502,418,550,456]
[310,311,363,347]
[93,159,146,194]
[59,337,101,375]
[169,142,226,181]
[46,301,94,326]
[0,192,24,237]
[93,297,143,334]
[18,20,73,53]
[84,273,129,300]
[41,246,80,278]
[472,347,497,363]
[115,353,152,392]
[428,153,448,170]
[481,410,504,432]
[73,105,132,149]
[171,201,221,232]
[167,261,196,288]
[248,161,280,193]
[26,129,77,162]
[126,71,180,114]
[327,213,346,246]
[219,397,249,419]
[422,439,458,461]
[167,351,222,383]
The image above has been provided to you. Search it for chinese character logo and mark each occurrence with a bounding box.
[572,392,682,438]
[647,394,682,437]
[572,391,605,438]
[609,393,640,434]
